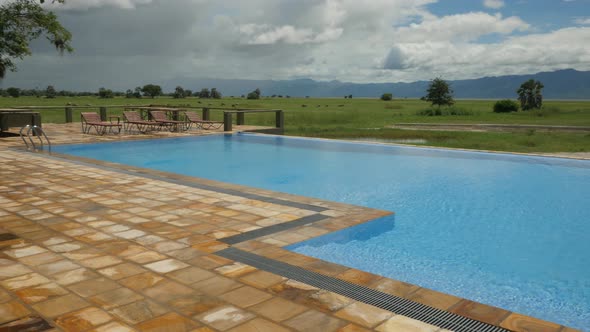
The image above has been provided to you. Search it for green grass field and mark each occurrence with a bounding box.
[2,96,589,153]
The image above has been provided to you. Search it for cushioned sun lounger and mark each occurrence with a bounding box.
[149,110,186,132]
[123,111,160,133]
[184,111,223,130]
[81,112,122,135]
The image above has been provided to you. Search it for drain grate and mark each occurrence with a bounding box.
[219,214,329,245]
[216,248,509,332]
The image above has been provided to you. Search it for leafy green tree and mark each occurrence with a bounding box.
[98,87,114,98]
[0,0,72,78]
[133,87,142,98]
[184,89,192,97]
[493,99,519,113]
[247,88,261,100]
[173,86,185,99]
[422,78,454,108]
[381,93,393,101]
[517,79,544,110]
[45,85,56,98]
[210,88,222,99]
[125,89,133,98]
[6,87,20,97]
[199,88,210,98]
[141,84,162,98]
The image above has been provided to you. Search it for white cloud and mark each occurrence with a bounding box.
[574,17,590,25]
[2,0,590,89]
[45,0,153,10]
[483,0,505,9]
[394,12,529,42]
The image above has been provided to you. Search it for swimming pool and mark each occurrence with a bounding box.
[53,134,590,329]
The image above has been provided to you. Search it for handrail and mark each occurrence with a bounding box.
[19,125,51,152]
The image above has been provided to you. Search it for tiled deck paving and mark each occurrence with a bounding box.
[0,124,581,332]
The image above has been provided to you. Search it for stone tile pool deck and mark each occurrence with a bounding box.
[0,124,580,332]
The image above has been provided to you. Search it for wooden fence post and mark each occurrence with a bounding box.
[65,107,73,123]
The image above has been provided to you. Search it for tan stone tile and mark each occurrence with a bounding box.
[218,286,272,308]
[144,259,189,273]
[18,251,62,266]
[97,262,146,280]
[55,306,113,331]
[143,280,195,303]
[192,276,242,296]
[14,282,69,304]
[239,270,285,289]
[88,321,135,332]
[500,313,562,332]
[449,299,510,326]
[53,267,100,286]
[68,278,120,297]
[0,316,54,331]
[195,305,255,331]
[126,251,167,264]
[120,272,165,291]
[0,288,11,303]
[336,323,372,332]
[371,278,420,298]
[149,240,188,252]
[336,269,381,287]
[309,290,353,312]
[167,247,205,261]
[406,288,462,311]
[80,255,123,269]
[375,315,439,332]
[3,245,47,258]
[168,293,226,316]
[214,262,257,278]
[62,247,103,261]
[37,260,80,275]
[89,287,144,310]
[227,318,291,332]
[284,310,347,332]
[32,294,89,318]
[135,312,199,332]
[334,302,393,328]
[0,263,32,279]
[250,297,308,322]
[48,242,84,253]
[1,273,51,291]
[109,299,168,325]
[0,300,30,324]
[167,267,216,285]
[189,255,233,270]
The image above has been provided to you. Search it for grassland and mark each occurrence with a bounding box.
[2,96,589,153]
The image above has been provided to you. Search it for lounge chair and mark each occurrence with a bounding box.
[81,112,122,135]
[184,111,223,130]
[149,110,186,132]
[123,111,159,133]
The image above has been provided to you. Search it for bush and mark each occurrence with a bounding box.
[417,107,473,116]
[493,100,519,113]
[381,93,393,101]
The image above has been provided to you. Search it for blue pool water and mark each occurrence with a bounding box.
[53,134,590,329]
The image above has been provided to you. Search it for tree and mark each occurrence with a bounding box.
[98,87,114,99]
[173,86,185,99]
[125,89,133,98]
[210,88,222,99]
[184,89,192,97]
[6,87,20,97]
[0,0,73,78]
[422,77,454,108]
[348,94,353,99]
[141,84,162,98]
[247,88,261,100]
[45,85,56,98]
[381,93,393,101]
[198,88,210,98]
[517,79,544,110]
[133,87,142,98]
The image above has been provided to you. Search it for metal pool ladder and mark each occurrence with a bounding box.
[19,125,52,152]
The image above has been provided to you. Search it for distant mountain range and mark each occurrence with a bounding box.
[165,69,590,99]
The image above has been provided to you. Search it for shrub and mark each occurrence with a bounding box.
[417,107,473,116]
[493,100,519,113]
[381,93,393,101]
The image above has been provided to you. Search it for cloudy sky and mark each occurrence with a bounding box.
[2,0,590,90]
